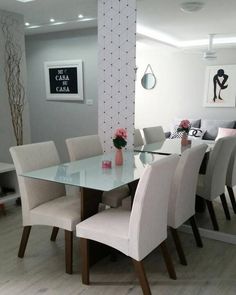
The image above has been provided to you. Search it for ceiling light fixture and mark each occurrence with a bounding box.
[78,14,84,19]
[180,1,204,13]
[25,22,30,26]
[50,18,55,23]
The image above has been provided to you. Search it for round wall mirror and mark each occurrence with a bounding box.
[141,73,156,89]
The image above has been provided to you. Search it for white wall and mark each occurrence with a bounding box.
[0,10,31,162]
[25,28,97,161]
[135,39,236,131]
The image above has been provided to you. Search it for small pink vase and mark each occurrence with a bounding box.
[181,132,188,146]
[115,149,123,166]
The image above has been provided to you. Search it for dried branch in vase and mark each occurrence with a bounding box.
[0,15,25,146]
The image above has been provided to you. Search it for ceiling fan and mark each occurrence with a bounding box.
[202,34,217,60]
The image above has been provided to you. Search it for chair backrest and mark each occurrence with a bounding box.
[134,129,144,147]
[143,126,166,144]
[128,154,179,261]
[168,144,208,228]
[66,135,103,161]
[204,136,236,200]
[10,141,65,225]
[226,144,236,187]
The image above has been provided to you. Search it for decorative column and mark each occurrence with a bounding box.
[98,0,137,152]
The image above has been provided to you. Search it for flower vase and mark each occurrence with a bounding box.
[181,132,188,146]
[115,149,123,166]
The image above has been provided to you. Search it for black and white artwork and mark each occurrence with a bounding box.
[204,65,236,107]
[44,60,83,101]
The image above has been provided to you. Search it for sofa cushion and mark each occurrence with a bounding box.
[215,127,236,141]
[201,120,235,140]
[188,127,206,140]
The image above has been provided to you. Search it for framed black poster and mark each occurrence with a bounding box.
[44,60,83,101]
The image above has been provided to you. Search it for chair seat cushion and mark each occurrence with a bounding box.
[102,185,130,207]
[77,208,130,256]
[30,195,81,231]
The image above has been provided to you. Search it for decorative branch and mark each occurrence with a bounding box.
[1,15,25,146]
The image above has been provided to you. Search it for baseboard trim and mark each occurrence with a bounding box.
[180,225,236,245]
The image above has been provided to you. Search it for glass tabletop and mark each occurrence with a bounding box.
[134,139,215,155]
[21,151,167,192]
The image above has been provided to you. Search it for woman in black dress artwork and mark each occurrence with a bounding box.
[213,69,228,102]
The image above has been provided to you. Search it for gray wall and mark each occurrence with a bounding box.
[0,10,31,162]
[25,28,97,161]
[135,40,236,131]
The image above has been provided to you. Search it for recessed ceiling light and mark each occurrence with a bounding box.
[78,14,84,19]
[25,22,30,26]
[16,0,35,3]
[180,1,204,13]
[50,18,55,23]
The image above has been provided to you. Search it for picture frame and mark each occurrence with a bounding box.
[44,60,84,101]
[203,65,236,107]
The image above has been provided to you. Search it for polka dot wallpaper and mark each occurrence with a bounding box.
[98,0,137,152]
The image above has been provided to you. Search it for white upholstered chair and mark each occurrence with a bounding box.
[134,129,144,147]
[10,141,80,274]
[226,145,236,213]
[196,137,236,230]
[76,155,179,294]
[143,126,166,144]
[168,144,207,265]
[66,135,129,208]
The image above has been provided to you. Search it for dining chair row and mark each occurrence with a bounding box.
[9,135,236,295]
[135,126,236,230]
[196,136,236,230]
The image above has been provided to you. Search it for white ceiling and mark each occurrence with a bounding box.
[137,0,236,48]
[0,0,97,35]
[0,0,236,48]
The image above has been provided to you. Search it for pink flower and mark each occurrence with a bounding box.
[114,128,127,139]
[180,120,190,129]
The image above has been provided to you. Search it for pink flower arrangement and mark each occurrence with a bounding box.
[177,119,191,134]
[113,128,127,149]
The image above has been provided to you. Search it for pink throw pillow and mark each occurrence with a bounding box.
[215,127,236,141]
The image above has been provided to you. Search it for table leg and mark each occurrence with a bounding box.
[80,187,110,266]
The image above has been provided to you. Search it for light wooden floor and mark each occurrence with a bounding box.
[0,204,236,295]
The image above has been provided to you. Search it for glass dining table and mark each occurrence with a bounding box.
[134,138,215,155]
[22,151,166,217]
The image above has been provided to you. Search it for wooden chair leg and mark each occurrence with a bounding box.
[189,216,203,248]
[132,259,151,295]
[65,230,73,274]
[18,226,31,258]
[227,186,236,214]
[50,227,59,241]
[206,200,219,231]
[160,240,177,280]
[170,227,187,265]
[220,193,231,220]
[80,238,90,285]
